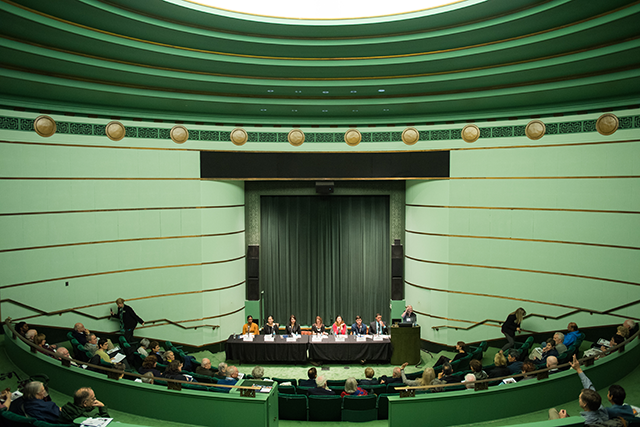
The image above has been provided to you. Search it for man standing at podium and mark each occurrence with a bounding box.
[370,313,388,335]
[401,305,417,324]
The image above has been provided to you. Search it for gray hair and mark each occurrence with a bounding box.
[218,362,227,373]
[24,381,43,400]
[252,366,264,379]
[139,338,150,348]
[554,332,565,341]
[200,358,210,367]
[344,377,358,394]
[25,330,37,341]
[316,376,327,388]
[623,319,636,330]
[141,372,154,384]
[227,366,238,377]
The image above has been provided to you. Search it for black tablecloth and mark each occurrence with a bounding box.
[225,335,308,363]
[308,336,392,362]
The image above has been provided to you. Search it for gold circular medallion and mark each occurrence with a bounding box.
[230,128,248,146]
[402,127,420,145]
[33,115,56,138]
[344,129,361,147]
[525,120,546,140]
[288,129,305,147]
[461,124,480,143]
[596,113,618,136]
[170,125,189,144]
[105,121,125,141]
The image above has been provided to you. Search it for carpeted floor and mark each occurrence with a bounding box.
[2,336,638,427]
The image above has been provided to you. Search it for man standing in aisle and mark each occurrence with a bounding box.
[110,298,144,343]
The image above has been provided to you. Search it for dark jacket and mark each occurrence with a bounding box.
[501,314,519,336]
[59,402,109,424]
[298,379,317,387]
[262,324,279,335]
[112,304,144,331]
[358,378,379,385]
[11,397,61,424]
[195,367,215,377]
[71,330,89,345]
[489,366,512,378]
[286,324,301,335]
[308,387,335,395]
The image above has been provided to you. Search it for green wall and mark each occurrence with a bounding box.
[1,107,639,347]
[406,113,640,345]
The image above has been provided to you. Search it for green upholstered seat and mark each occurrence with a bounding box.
[278,394,308,421]
[341,394,377,422]
[308,395,342,421]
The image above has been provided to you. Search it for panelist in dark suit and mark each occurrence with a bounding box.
[401,305,417,324]
[369,313,388,335]
[262,315,279,335]
[286,314,301,335]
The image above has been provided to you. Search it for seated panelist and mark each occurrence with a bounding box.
[262,315,279,335]
[332,315,347,335]
[286,315,301,335]
[311,316,327,335]
[369,313,388,335]
[242,315,260,335]
[351,315,367,335]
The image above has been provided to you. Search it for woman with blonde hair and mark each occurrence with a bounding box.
[501,307,526,352]
[400,364,436,387]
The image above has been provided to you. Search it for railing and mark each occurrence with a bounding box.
[3,318,257,393]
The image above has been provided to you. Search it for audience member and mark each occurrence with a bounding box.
[606,385,635,422]
[71,323,91,345]
[149,341,163,361]
[341,377,368,397]
[489,352,511,378]
[107,363,125,380]
[59,387,110,424]
[138,355,162,377]
[506,349,523,375]
[196,358,215,377]
[0,389,12,410]
[563,322,580,347]
[85,334,99,355]
[251,366,265,380]
[242,315,260,335]
[434,341,467,367]
[548,355,608,424]
[622,319,636,335]
[110,298,144,343]
[535,338,559,365]
[546,356,559,373]
[216,366,239,391]
[358,367,378,385]
[34,333,56,356]
[520,360,537,381]
[10,381,60,423]
[55,347,79,367]
[141,372,154,384]
[94,339,113,364]
[400,364,436,387]
[470,359,488,381]
[379,367,403,384]
[299,367,317,387]
[432,363,462,386]
[308,376,335,395]
[552,332,567,355]
[163,350,175,364]
[501,307,526,352]
[16,322,29,337]
[25,329,37,342]
[163,360,192,382]
[216,362,228,380]
[464,373,476,389]
[137,338,150,357]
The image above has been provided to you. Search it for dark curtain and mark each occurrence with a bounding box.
[260,195,390,327]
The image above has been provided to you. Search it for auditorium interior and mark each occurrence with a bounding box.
[0,0,639,426]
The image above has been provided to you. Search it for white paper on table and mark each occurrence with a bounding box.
[243,336,254,342]
[264,336,274,342]
[356,336,367,342]
[373,336,384,341]
[311,336,323,342]
[286,337,297,342]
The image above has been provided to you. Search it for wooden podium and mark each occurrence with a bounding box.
[390,325,421,365]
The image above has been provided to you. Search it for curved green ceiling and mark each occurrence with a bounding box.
[0,0,639,124]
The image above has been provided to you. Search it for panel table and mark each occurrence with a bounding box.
[308,335,392,363]
[225,335,309,363]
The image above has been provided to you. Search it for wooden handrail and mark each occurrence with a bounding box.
[3,318,258,391]
[394,329,639,392]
